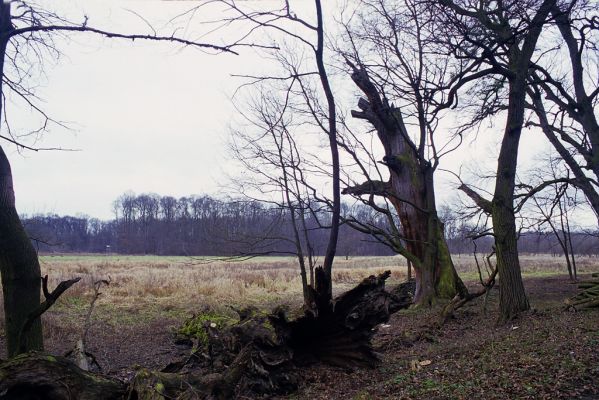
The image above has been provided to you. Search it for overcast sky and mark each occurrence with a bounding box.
[5,0,577,224]
[8,0,245,219]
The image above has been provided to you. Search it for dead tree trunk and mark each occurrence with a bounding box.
[347,64,466,306]
[0,353,127,400]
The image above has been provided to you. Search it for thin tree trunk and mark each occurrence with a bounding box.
[278,146,310,305]
[315,0,340,303]
[557,196,575,281]
[566,216,577,281]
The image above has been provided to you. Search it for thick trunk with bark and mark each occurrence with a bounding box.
[0,146,44,357]
[386,147,464,306]
[0,2,45,357]
[492,78,530,321]
[349,66,465,306]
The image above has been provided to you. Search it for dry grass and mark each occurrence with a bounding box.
[41,255,406,308]
[0,253,598,364]
[452,253,599,279]
[0,253,597,330]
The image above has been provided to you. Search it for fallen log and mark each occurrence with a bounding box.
[0,352,126,400]
[565,273,599,310]
[279,270,411,368]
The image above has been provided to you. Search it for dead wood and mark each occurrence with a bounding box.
[0,352,126,400]
[18,275,81,354]
[132,270,410,398]
[65,278,110,372]
[565,273,599,310]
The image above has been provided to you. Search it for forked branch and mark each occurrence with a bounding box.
[18,275,81,353]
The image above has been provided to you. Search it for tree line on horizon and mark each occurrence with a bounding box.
[22,192,599,257]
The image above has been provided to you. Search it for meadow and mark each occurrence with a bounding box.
[2,252,589,333]
[35,253,599,315]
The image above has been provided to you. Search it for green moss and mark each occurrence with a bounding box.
[177,312,235,346]
[45,355,57,362]
[435,225,459,299]
[154,382,165,394]
[395,150,421,187]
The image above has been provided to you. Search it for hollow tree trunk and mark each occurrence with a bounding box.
[348,65,465,306]
[0,145,44,357]
[386,150,465,306]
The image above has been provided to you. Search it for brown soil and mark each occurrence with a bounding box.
[287,275,599,399]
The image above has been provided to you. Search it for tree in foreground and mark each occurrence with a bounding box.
[210,0,343,310]
[435,0,557,321]
[339,0,470,306]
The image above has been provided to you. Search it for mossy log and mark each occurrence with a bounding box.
[0,271,410,400]
[0,352,126,400]
[565,273,599,310]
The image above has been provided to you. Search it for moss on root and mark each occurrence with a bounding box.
[177,313,236,346]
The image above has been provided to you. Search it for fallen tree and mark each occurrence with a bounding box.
[0,270,412,400]
[565,273,599,310]
[0,353,127,400]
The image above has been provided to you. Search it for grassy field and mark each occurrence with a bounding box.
[37,254,411,319]
[7,253,593,327]
[0,254,591,315]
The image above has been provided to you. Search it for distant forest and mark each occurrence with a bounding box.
[23,193,599,257]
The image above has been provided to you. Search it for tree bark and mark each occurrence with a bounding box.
[349,65,466,306]
[492,77,530,322]
[0,352,126,400]
[0,2,45,357]
[437,0,555,321]
[0,146,45,357]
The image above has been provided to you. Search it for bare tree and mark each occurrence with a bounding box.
[525,154,582,281]
[433,0,557,321]
[229,87,318,305]
[525,1,599,223]
[337,0,472,306]
[203,0,343,308]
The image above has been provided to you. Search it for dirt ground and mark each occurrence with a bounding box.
[2,274,598,399]
[289,275,599,399]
